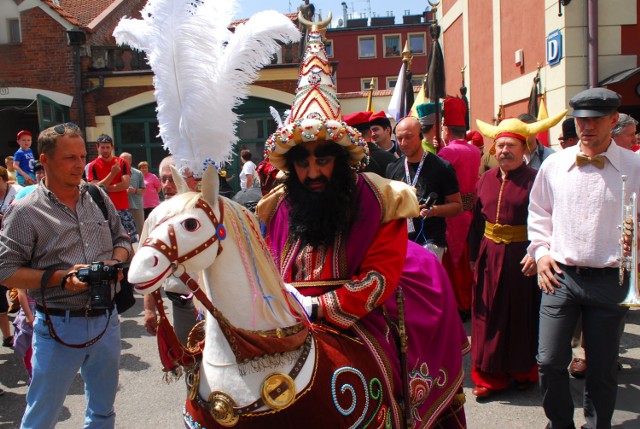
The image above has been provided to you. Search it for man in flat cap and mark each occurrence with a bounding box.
[528,87,640,429]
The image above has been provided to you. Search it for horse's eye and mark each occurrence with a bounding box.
[181,218,200,232]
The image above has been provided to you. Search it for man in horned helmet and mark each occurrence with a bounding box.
[257,15,469,429]
[468,111,565,399]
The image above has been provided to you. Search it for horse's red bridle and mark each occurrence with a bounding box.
[141,197,226,319]
[143,198,226,266]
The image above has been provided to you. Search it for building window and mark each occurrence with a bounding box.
[325,39,333,58]
[8,19,21,43]
[411,77,424,87]
[408,32,426,55]
[361,78,378,91]
[386,77,398,89]
[358,36,376,59]
[383,34,401,58]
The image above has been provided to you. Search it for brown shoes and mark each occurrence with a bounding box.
[471,386,494,398]
[569,357,586,378]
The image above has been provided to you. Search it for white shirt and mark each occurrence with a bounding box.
[0,183,22,214]
[239,160,256,190]
[528,141,640,268]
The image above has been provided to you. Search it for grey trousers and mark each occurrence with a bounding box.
[538,266,628,429]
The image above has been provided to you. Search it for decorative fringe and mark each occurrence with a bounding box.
[237,347,303,377]
[163,366,184,384]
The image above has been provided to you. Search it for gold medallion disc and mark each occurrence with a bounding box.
[260,372,296,410]
[208,391,239,427]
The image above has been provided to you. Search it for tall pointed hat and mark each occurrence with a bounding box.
[266,12,369,171]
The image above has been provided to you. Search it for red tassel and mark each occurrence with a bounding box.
[156,317,199,373]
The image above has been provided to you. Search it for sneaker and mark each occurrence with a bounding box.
[2,336,13,348]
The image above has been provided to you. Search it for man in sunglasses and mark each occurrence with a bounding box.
[0,123,131,428]
[87,134,139,244]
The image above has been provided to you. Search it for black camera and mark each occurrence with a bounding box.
[75,262,119,310]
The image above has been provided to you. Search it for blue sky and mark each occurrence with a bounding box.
[237,0,428,25]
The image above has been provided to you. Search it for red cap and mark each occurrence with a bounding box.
[343,111,372,127]
[16,130,32,139]
[443,98,467,127]
[369,111,388,122]
[466,130,484,148]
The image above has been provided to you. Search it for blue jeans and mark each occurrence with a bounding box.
[21,310,121,429]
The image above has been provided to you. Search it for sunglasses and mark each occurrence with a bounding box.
[53,122,80,135]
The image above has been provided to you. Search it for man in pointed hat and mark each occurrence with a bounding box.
[258,19,468,428]
[528,87,640,429]
[468,111,564,398]
[439,97,481,318]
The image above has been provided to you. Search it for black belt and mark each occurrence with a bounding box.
[36,305,112,318]
[557,262,617,277]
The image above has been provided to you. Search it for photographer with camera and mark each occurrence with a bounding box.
[0,123,131,429]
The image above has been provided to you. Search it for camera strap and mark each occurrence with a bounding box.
[39,269,112,349]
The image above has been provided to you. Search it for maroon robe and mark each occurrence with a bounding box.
[468,164,540,375]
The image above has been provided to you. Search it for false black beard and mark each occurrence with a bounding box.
[284,163,358,248]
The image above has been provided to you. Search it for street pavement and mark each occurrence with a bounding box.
[1,297,639,428]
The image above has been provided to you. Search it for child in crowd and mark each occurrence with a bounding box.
[13,130,36,186]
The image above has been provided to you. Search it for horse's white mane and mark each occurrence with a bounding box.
[220,198,297,326]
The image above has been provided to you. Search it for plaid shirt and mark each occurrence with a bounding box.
[0,181,131,309]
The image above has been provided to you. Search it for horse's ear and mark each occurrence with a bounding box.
[170,165,190,194]
[201,165,219,205]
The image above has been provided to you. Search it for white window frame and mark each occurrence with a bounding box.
[324,39,334,58]
[358,35,377,59]
[386,76,398,90]
[7,18,21,44]
[408,32,426,56]
[382,34,401,58]
[361,77,378,91]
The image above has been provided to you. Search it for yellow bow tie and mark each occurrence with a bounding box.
[576,154,606,169]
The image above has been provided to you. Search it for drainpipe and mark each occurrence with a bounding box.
[587,0,598,88]
[66,29,86,131]
[72,44,85,132]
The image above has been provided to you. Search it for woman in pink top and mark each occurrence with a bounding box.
[139,161,162,219]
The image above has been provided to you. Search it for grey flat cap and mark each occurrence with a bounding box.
[569,88,621,118]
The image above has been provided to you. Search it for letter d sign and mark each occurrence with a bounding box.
[547,30,562,66]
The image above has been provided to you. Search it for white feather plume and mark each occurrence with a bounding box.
[113,0,300,175]
[269,106,283,129]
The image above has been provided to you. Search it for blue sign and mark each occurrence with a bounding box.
[547,30,563,66]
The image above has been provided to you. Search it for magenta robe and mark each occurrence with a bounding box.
[468,165,540,374]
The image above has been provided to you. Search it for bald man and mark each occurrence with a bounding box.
[385,117,462,261]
